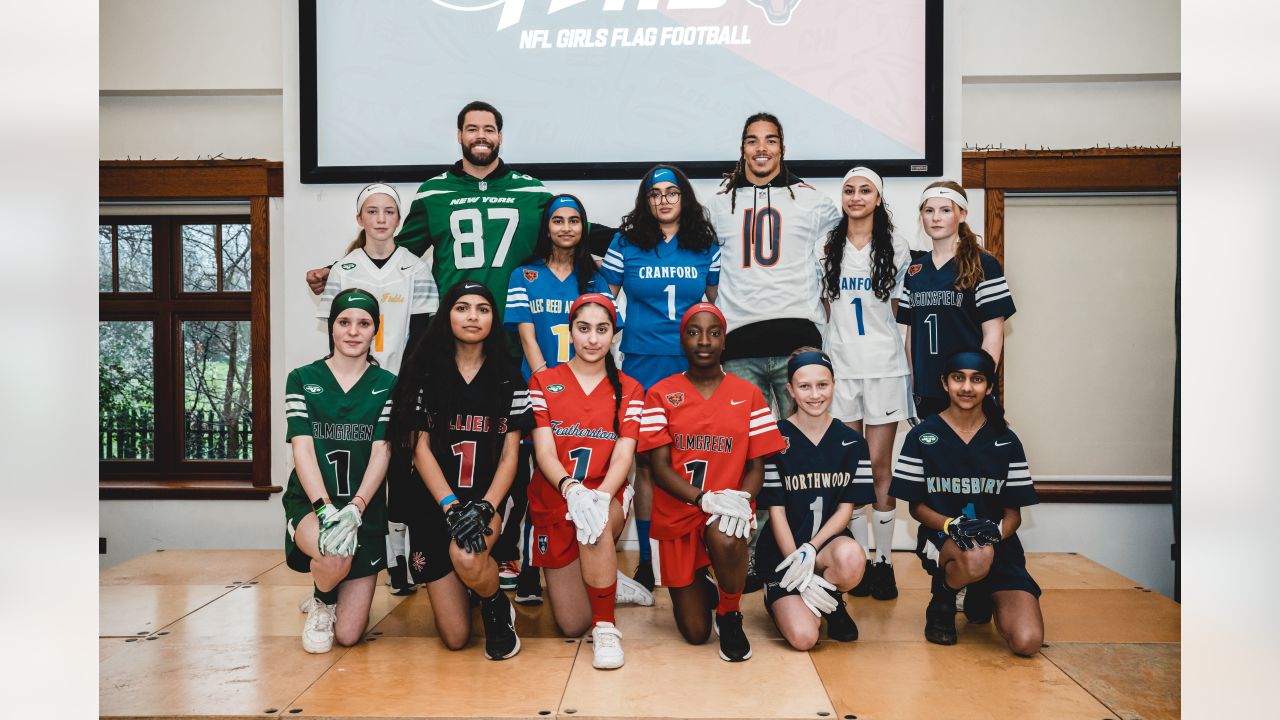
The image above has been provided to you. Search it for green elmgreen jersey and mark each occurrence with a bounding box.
[283,359,395,531]
[396,162,550,319]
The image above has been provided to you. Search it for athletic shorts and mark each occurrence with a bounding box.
[915,530,1041,598]
[284,514,385,580]
[530,485,628,570]
[653,525,712,588]
[832,375,914,425]
[758,531,853,609]
[405,513,459,585]
[622,353,688,391]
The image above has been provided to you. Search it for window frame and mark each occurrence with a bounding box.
[99,160,281,499]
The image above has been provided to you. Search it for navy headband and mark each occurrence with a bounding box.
[644,167,678,190]
[546,195,583,218]
[787,351,834,380]
[944,350,996,377]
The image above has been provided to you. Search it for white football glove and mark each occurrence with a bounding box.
[799,574,838,617]
[314,503,340,556]
[621,482,635,521]
[706,509,755,539]
[564,482,606,545]
[322,503,362,557]
[776,542,818,592]
[699,489,753,520]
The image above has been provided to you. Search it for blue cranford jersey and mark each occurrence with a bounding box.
[598,232,720,356]
[504,261,622,381]
[896,252,1015,401]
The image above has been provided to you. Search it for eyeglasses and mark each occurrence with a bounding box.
[647,189,681,205]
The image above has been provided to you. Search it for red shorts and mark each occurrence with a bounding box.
[653,524,711,588]
[530,486,627,570]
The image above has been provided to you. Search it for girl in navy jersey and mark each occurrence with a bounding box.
[758,348,874,649]
[889,348,1043,656]
[897,181,1015,418]
[820,166,913,601]
[527,293,652,669]
[388,281,533,661]
[600,165,722,591]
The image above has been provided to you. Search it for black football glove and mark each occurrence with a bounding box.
[945,516,1001,550]
[451,500,496,554]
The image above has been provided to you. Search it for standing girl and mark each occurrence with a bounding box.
[897,181,1016,418]
[527,293,652,669]
[285,289,394,653]
[599,165,722,591]
[820,166,913,601]
[388,281,533,661]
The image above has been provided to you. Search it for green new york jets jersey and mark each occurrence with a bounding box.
[396,161,551,318]
[283,359,395,531]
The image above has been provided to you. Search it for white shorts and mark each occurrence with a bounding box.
[832,375,915,425]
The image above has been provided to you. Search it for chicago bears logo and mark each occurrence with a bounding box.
[747,0,804,26]
[908,263,923,277]
[523,269,539,282]
[781,435,791,453]
[666,392,685,407]
[537,534,549,555]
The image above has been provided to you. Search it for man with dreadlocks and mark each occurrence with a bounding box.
[706,113,841,591]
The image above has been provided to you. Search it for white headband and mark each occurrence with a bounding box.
[842,166,883,194]
[356,183,402,213]
[919,186,968,210]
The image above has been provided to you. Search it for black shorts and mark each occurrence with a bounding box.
[758,530,854,610]
[915,529,1041,598]
[387,443,428,524]
[284,518,385,579]
[405,512,456,584]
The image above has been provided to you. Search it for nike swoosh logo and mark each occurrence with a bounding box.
[371,558,380,566]
[400,265,415,271]
[994,441,1011,447]
[730,399,746,406]
[842,440,857,446]
[372,388,390,395]
[878,519,893,524]
[885,409,898,415]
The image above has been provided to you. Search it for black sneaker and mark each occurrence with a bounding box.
[848,559,873,597]
[388,556,417,596]
[716,611,752,661]
[743,552,763,594]
[514,566,543,606]
[480,591,521,660]
[632,560,655,592]
[870,560,898,601]
[824,594,859,642]
[963,583,993,625]
[924,596,958,645]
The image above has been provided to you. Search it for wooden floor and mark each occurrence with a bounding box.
[100,550,1179,720]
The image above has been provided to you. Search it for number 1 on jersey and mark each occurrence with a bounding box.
[808,496,823,540]
[550,323,571,362]
[664,284,676,321]
[924,313,939,355]
[325,449,351,496]
[567,447,592,481]
[451,440,476,488]
[850,297,865,336]
[684,459,707,489]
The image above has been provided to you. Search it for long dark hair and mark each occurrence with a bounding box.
[569,301,622,436]
[617,164,717,253]
[521,193,598,295]
[718,112,798,212]
[388,281,512,460]
[922,180,987,292]
[822,197,898,302]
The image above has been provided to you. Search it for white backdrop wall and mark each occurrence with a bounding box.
[99,0,1179,598]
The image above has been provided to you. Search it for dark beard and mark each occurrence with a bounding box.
[461,141,500,167]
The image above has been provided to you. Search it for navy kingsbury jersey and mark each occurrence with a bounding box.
[756,419,875,578]
[889,415,1037,532]
[896,252,1014,400]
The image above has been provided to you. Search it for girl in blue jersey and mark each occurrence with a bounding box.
[889,348,1043,656]
[897,181,1015,418]
[599,164,722,590]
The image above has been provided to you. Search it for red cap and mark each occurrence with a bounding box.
[568,292,617,325]
[680,302,726,333]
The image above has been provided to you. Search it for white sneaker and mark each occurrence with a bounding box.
[615,570,655,606]
[302,603,335,653]
[591,622,624,669]
[299,596,324,614]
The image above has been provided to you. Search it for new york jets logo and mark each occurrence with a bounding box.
[303,384,324,395]
[341,262,357,270]
[920,432,939,445]
[546,383,565,393]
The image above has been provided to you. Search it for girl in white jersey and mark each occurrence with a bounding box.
[316,184,441,597]
[819,167,913,602]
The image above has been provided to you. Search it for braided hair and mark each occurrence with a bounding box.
[569,301,622,436]
[718,112,798,213]
[922,180,986,292]
[821,195,898,302]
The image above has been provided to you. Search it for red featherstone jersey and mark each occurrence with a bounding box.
[527,363,644,526]
[638,372,787,539]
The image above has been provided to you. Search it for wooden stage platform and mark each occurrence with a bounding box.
[100,550,1179,719]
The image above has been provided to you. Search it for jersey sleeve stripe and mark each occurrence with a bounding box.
[762,482,783,488]
[1007,469,1031,479]
[749,414,777,429]
[602,250,625,273]
[975,290,1012,306]
[1006,479,1033,487]
[748,423,778,437]
[285,412,308,419]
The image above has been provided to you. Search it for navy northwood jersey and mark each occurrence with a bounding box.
[889,415,1037,527]
[756,419,874,571]
[409,359,533,505]
[896,251,1014,401]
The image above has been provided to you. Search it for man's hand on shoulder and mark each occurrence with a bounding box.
[306,266,331,295]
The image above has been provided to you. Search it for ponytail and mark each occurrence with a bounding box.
[604,352,623,436]
[982,394,1008,433]
[344,229,367,256]
[953,220,985,292]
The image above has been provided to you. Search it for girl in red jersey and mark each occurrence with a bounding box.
[527,294,653,669]
[639,303,788,662]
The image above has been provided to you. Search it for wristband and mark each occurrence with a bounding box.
[352,496,366,511]
[440,494,458,509]
[558,475,575,493]
[560,478,582,498]
[942,517,954,533]
[312,497,331,514]
[692,491,705,508]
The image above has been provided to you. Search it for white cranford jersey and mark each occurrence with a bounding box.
[317,246,439,375]
[707,180,840,330]
[824,235,911,379]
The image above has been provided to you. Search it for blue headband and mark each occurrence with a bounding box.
[787,351,834,380]
[546,195,583,218]
[644,167,678,190]
[944,350,996,377]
